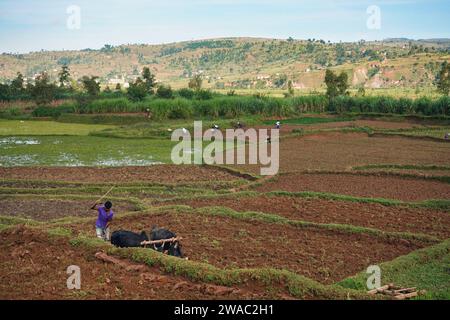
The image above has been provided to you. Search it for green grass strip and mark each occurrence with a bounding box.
[337,239,450,300]
[267,191,450,211]
[0,215,41,226]
[150,189,450,211]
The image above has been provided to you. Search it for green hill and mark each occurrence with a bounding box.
[1,37,449,92]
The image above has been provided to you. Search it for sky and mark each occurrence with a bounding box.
[0,0,449,53]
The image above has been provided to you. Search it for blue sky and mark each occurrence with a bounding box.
[0,0,449,53]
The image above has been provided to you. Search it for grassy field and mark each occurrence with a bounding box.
[0,120,115,136]
[0,135,176,166]
[0,119,240,166]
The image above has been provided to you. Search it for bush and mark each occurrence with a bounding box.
[156,85,174,99]
[168,102,193,119]
[32,104,76,118]
[324,95,449,116]
[83,98,136,113]
[45,94,450,120]
[127,80,147,102]
[4,107,23,117]
[431,96,450,115]
[0,107,24,118]
[288,95,328,113]
[195,89,213,100]
[147,98,193,120]
[414,97,432,115]
[177,88,195,99]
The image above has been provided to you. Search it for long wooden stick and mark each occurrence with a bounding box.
[92,186,115,207]
[141,237,182,246]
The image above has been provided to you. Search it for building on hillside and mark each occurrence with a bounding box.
[108,76,129,88]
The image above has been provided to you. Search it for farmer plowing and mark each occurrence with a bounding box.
[90,186,184,258]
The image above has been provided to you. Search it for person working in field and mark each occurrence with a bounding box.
[91,201,114,241]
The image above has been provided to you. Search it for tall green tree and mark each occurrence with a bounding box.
[436,61,450,96]
[325,69,338,98]
[337,72,349,95]
[58,65,71,88]
[81,76,100,96]
[0,83,11,101]
[30,73,56,105]
[10,72,25,96]
[127,77,147,101]
[142,67,156,93]
[324,69,348,98]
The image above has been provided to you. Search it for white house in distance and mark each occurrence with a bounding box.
[108,76,129,88]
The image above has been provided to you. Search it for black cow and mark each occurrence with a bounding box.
[110,227,184,258]
[111,230,149,248]
[150,226,184,258]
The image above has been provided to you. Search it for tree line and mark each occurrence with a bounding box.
[0,62,448,119]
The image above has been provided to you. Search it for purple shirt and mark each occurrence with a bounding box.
[95,206,114,228]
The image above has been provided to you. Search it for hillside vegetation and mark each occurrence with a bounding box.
[1,37,449,92]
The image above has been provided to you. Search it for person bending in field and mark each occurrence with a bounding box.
[91,201,114,241]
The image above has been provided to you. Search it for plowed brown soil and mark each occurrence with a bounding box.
[158,195,450,239]
[0,165,242,183]
[0,198,139,221]
[254,173,450,201]
[0,226,282,300]
[71,212,427,284]
[230,132,450,174]
[256,120,424,135]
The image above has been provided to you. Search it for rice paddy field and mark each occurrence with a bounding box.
[0,114,449,300]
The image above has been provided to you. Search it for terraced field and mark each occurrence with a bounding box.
[0,117,449,300]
